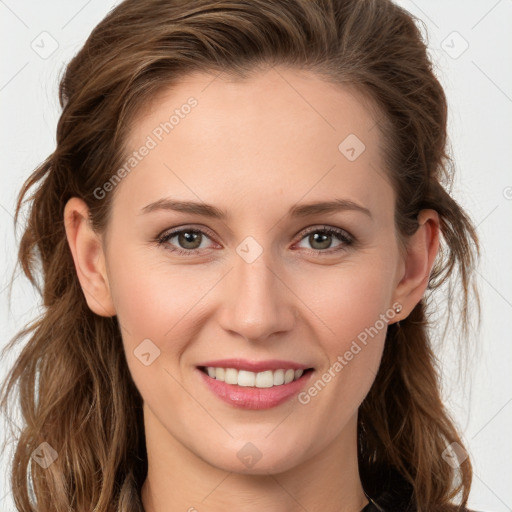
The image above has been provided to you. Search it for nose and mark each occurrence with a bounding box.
[217,244,297,343]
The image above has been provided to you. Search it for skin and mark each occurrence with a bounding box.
[64,66,439,512]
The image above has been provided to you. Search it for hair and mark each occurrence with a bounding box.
[0,0,480,511]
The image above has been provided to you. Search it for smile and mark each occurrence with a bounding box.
[200,366,309,388]
[196,359,314,410]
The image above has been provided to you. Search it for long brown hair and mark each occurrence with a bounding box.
[1,1,479,511]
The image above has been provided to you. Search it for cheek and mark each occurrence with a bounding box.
[105,253,208,383]
[109,262,207,412]
[297,255,395,345]
[293,257,394,407]
[106,251,237,404]
[107,247,218,340]
[296,275,389,441]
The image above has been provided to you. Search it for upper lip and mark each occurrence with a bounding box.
[198,358,312,372]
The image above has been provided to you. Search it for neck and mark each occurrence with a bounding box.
[141,404,368,512]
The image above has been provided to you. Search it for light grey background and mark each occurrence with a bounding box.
[1,1,511,511]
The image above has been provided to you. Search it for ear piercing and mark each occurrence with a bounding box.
[393,304,403,329]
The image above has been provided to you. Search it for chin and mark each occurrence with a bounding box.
[198,435,312,475]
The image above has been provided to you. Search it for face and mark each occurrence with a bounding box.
[93,67,407,474]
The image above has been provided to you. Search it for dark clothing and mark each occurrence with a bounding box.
[359,487,479,511]
[360,494,479,511]
[358,466,480,512]
[361,496,385,511]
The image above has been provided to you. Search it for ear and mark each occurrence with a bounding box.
[391,209,440,322]
[63,197,116,317]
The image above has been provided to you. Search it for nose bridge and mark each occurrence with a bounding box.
[219,238,295,341]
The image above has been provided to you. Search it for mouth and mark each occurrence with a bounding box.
[198,366,314,388]
[196,361,314,410]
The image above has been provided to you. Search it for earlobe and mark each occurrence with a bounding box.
[392,209,440,322]
[63,197,116,317]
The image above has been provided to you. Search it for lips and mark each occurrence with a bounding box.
[196,358,314,409]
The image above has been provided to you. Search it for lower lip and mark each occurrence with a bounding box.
[197,368,313,410]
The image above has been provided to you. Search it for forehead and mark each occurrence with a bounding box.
[116,66,393,221]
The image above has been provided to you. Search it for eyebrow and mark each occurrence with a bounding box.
[139,198,372,219]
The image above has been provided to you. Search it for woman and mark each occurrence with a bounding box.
[0,0,481,511]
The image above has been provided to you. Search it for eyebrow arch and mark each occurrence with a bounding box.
[290,199,372,218]
[139,198,372,219]
[140,198,228,218]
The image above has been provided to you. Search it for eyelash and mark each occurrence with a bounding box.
[155,225,355,257]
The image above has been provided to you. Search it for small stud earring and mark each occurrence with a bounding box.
[394,304,402,314]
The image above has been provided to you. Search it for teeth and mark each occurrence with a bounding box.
[204,367,307,388]
[255,370,273,388]
[238,370,255,387]
[284,369,295,384]
[273,369,284,385]
[224,368,238,385]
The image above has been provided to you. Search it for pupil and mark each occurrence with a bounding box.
[179,231,201,249]
[311,232,331,250]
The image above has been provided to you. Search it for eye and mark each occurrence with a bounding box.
[156,224,354,256]
[157,227,216,256]
[294,226,354,254]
